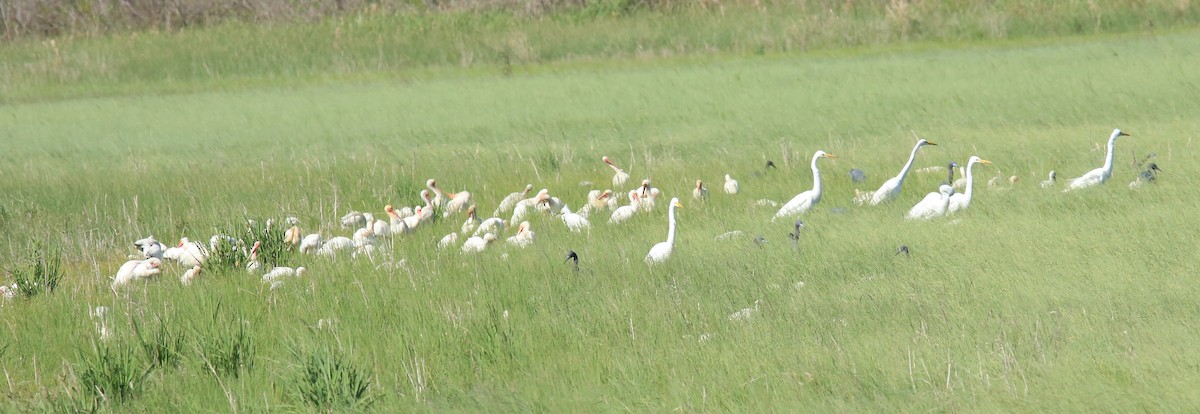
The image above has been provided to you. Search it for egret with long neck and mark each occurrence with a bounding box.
[774,150,837,220]
[864,139,936,205]
[645,198,683,264]
[948,156,992,214]
[1065,129,1129,192]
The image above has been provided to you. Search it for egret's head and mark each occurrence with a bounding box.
[1114,129,1129,138]
[672,198,684,209]
[918,139,937,146]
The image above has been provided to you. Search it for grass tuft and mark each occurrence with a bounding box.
[194,305,256,378]
[132,313,186,369]
[74,339,152,405]
[289,340,377,410]
[10,243,63,299]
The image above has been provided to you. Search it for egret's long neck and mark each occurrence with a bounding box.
[964,162,976,201]
[895,143,922,184]
[1102,134,1118,174]
[666,204,677,245]
[810,154,823,199]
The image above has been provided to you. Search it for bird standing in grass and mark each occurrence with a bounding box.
[855,139,936,205]
[693,180,708,201]
[1064,129,1130,192]
[1040,170,1057,189]
[645,198,684,264]
[494,184,533,217]
[774,150,837,220]
[906,184,954,220]
[948,156,992,214]
[565,250,580,273]
[1129,163,1162,189]
[603,156,631,188]
[724,174,739,194]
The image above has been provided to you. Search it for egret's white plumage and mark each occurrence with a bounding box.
[1040,170,1057,189]
[856,139,936,205]
[506,221,535,248]
[774,151,837,220]
[461,233,497,253]
[948,156,992,214]
[494,184,534,217]
[645,198,684,264]
[1065,129,1129,192]
[560,206,591,233]
[906,184,955,220]
[723,174,739,194]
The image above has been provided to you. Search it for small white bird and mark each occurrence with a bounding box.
[133,236,165,259]
[317,236,354,257]
[437,232,460,250]
[340,211,366,229]
[693,180,708,201]
[175,238,208,268]
[609,192,641,224]
[603,156,631,188]
[474,217,506,237]
[1040,170,1057,189]
[506,221,535,248]
[1,283,19,300]
[112,258,163,287]
[723,174,739,194]
[261,266,307,283]
[180,266,202,286]
[560,206,591,233]
[906,184,955,220]
[1065,129,1130,192]
[443,190,472,217]
[460,205,482,235]
[461,233,498,253]
[645,198,684,264]
[299,234,323,254]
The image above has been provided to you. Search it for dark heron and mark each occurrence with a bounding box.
[1141,163,1163,182]
[766,160,777,169]
[565,250,580,272]
[850,168,866,183]
[896,244,910,257]
[946,161,959,186]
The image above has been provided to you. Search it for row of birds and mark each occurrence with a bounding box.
[107,128,1157,289]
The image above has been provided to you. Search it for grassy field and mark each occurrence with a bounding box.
[2,11,1200,412]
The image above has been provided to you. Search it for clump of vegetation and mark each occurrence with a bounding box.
[289,341,377,411]
[9,242,63,299]
[74,339,152,405]
[205,218,293,272]
[194,306,256,378]
[132,313,187,369]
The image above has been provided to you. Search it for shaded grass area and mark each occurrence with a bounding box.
[1,21,1200,413]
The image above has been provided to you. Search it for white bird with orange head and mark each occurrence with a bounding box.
[774,150,837,220]
[112,258,163,288]
[603,156,631,188]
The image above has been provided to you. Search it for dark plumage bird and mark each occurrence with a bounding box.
[565,250,580,272]
[1129,162,1162,189]
[753,235,767,247]
[788,220,804,248]
[850,168,866,183]
[766,160,777,169]
[896,244,910,257]
[945,161,959,186]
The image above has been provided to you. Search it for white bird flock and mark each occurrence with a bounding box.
[101,129,1147,292]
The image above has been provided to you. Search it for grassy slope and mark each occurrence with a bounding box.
[2,15,1200,414]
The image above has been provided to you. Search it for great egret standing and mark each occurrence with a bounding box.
[774,151,837,220]
[948,156,992,214]
[1064,129,1130,192]
[856,139,937,205]
[645,198,684,264]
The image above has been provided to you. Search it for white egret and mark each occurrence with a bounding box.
[774,151,837,220]
[609,192,640,224]
[724,174,739,194]
[560,206,591,233]
[905,184,954,220]
[855,139,936,205]
[1064,129,1130,192]
[948,156,992,214]
[645,198,684,264]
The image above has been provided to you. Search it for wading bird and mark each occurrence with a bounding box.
[906,184,954,220]
[1064,129,1129,192]
[774,151,837,220]
[645,198,683,264]
[724,174,739,194]
[948,156,992,214]
[506,221,535,248]
[603,156,631,188]
[1129,163,1162,189]
[693,180,708,201]
[855,139,937,205]
[462,233,497,253]
[1040,170,1057,189]
[565,250,580,273]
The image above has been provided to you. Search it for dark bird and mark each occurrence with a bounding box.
[766,160,777,169]
[753,235,767,247]
[896,244,910,257]
[850,168,866,183]
[946,161,959,186]
[788,219,804,248]
[565,250,580,272]
[1141,162,1163,182]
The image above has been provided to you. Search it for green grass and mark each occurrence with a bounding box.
[2,14,1200,412]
